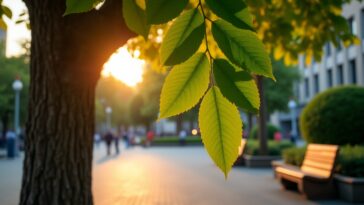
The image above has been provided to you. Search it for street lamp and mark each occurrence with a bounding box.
[288,99,298,143]
[105,106,112,129]
[12,79,23,135]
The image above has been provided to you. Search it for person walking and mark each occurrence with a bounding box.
[104,130,114,156]
[114,133,120,154]
[179,130,187,146]
[5,129,16,158]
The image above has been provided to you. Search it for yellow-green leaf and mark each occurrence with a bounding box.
[205,0,254,31]
[146,0,188,24]
[212,19,275,80]
[123,0,150,40]
[213,58,260,113]
[199,86,242,178]
[64,0,99,15]
[160,9,204,66]
[159,53,210,119]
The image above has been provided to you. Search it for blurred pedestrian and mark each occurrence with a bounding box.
[5,129,16,158]
[114,134,120,154]
[179,130,187,146]
[145,130,154,147]
[104,130,114,156]
[274,131,282,142]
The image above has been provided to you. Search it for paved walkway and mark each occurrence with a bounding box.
[0,146,353,205]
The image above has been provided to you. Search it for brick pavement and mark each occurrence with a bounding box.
[0,146,352,205]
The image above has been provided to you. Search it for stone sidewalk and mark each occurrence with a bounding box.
[0,146,353,205]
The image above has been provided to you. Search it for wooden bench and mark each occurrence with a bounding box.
[234,139,247,166]
[275,144,339,199]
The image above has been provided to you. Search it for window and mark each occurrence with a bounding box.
[325,43,331,57]
[327,69,333,88]
[314,74,320,94]
[304,78,310,98]
[349,59,357,84]
[337,64,344,85]
[361,9,364,38]
[348,17,357,35]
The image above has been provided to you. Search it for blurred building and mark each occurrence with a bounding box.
[274,1,364,138]
[0,28,6,53]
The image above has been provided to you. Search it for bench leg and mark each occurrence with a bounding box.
[280,178,298,191]
[302,180,337,200]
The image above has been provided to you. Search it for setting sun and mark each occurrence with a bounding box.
[102,47,145,87]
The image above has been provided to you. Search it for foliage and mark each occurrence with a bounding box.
[265,60,301,114]
[245,0,359,65]
[283,145,364,177]
[300,86,364,145]
[0,2,12,29]
[249,123,280,140]
[282,146,306,166]
[336,145,364,178]
[95,76,134,127]
[244,140,294,156]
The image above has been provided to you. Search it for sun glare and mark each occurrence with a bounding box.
[102,47,145,87]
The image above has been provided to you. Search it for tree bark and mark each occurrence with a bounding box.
[257,76,268,155]
[20,0,134,204]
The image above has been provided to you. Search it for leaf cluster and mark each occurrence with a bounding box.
[121,0,273,177]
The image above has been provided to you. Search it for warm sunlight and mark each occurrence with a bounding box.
[102,47,145,87]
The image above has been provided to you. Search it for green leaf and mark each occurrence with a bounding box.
[205,0,253,31]
[160,9,204,66]
[212,19,275,80]
[146,0,189,24]
[1,6,12,19]
[64,0,98,15]
[213,58,260,113]
[123,0,150,40]
[159,53,210,119]
[199,86,242,178]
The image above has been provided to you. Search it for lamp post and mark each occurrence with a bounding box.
[12,79,23,135]
[105,106,112,130]
[12,78,23,156]
[288,99,298,143]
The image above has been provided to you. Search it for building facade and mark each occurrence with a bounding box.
[275,1,364,138]
[297,1,364,105]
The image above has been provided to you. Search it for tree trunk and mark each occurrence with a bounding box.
[247,113,253,138]
[20,0,134,204]
[257,76,268,155]
[176,114,183,135]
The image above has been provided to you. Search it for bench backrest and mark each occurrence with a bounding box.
[301,144,339,178]
[238,139,247,156]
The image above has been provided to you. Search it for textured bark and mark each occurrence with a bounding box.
[257,76,268,155]
[20,0,134,204]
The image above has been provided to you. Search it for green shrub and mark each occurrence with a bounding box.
[283,145,364,177]
[336,145,364,177]
[300,86,364,145]
[250,123,280,140]
[244,140,294,156]
[150,136,202,145]
[282,147,306,166]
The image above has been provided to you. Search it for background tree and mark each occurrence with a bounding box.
[265,60,301,114]
[95,76,134,130]
[0,42,29,140]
